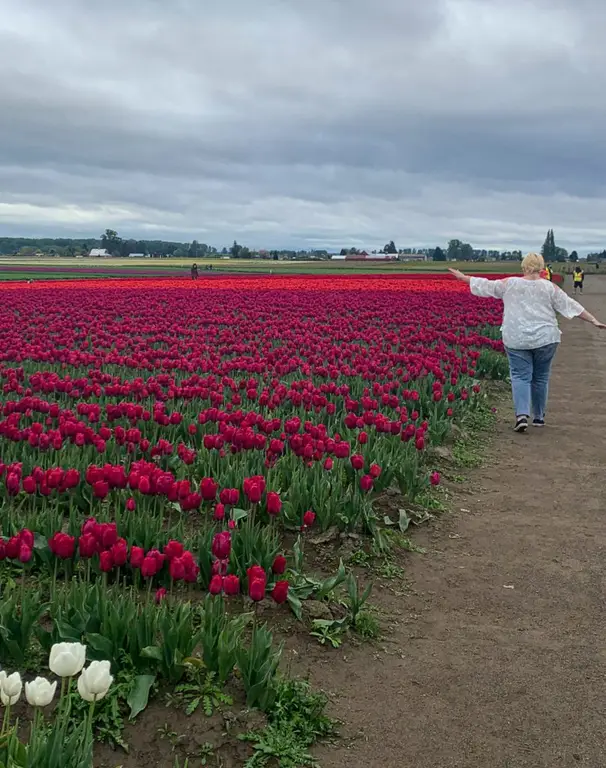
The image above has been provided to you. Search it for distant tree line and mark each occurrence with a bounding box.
[0,228,594,263]
[0,231,331,261]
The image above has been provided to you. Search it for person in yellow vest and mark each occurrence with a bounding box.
[572,265,584,294]
[545,264,553,281]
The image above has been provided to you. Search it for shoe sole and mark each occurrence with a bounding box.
[532,423,545,428]
[514,423,528,433]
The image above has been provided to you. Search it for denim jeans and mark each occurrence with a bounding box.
[505,343,559,420]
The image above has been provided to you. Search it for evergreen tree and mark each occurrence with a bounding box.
[432,246,446,261]
[541,229,557,263]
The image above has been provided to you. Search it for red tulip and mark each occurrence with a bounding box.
[223,574,240,595]
[5,473,20,496]
[164,540,184,560]
[360,475,374,492]
[78,534,97,559]
[249,578,266,602]
[169,557,186,582]
[302,510,316,528]
[6,536,22,560]
[200,477,218,501]
[213,503,226,521]
[49,532,76,560]
[92,480,109,499]
[99,550,114,572]
[22,476,36,494]
[271,580,289,604]
[130,545,145,568]
[219,488,239,506]
[126,497,136,512]
[369,463,381,479]
[141,556,158,578]
[155,587,167,604]
[111,540,128,567]
[350,454,365,471]
[266,491,282,517]
[212,532,231,560]
[430,471,441,486]
[247,565,266,584]
[209,575,223,595]
[19,544,33,563]
[272,555,287,575]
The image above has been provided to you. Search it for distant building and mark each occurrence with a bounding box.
[399,253,428,262]
[128,253,145,258]
[89,248,110,257]
[343,251,397,262]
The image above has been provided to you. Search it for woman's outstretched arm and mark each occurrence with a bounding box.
[579,309,606,329]
[448,268,507,299]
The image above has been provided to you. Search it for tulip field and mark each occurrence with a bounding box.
[0,274,507,766]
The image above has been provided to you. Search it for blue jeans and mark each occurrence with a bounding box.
[505,343,559,420]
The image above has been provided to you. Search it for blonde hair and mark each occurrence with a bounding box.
[521,252,545,275]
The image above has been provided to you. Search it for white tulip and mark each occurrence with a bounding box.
[0,672,22,706]
[49,642,86,678]
[77,661,113,703]
[25,677,57,708]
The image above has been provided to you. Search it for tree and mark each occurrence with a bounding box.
[432,246,446,261]
[230,240,243,259]
[460,243,474,261]
[101,229,122,256]
[555,247,568,262]
[384,240,397,254]
[447,239,463,260]
[541,229,557,263]
[568,250,578,262]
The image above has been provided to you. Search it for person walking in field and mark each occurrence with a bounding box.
[572,265,584,294]
[191,262,199,280]
[449,253,605,432]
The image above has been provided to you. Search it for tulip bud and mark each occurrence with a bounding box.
[77,660,113,702]
[209,574,223,595]
[271,580,289,605]
[0,671,22,706]
[25,676,57,707]
[49,642,86,677]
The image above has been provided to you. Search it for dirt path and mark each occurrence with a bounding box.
[309,278,606,768]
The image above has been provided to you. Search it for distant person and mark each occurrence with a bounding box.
[449,253,605,432]
[544,264,553,281]
[573,265,584,294]
[191,263,198,280]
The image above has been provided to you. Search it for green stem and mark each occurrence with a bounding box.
[52,557,58,600]
[85,698,96,735]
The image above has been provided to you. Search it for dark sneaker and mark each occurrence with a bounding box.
[532,419,545,427]
[514,416,528,433]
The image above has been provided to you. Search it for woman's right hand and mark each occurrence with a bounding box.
[592,319,606,329]
[448,268,467,281]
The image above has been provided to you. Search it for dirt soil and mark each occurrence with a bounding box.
[305,277,606,768]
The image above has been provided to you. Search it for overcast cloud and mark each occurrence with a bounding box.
[1,0,606,252]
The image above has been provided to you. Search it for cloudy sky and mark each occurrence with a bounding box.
[1,0,605,252]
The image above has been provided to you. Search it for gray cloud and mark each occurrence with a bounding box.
[1,0,606,251]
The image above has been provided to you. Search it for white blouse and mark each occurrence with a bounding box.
[470,276,584,349]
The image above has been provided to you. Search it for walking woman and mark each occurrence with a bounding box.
[449,253,606,432]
